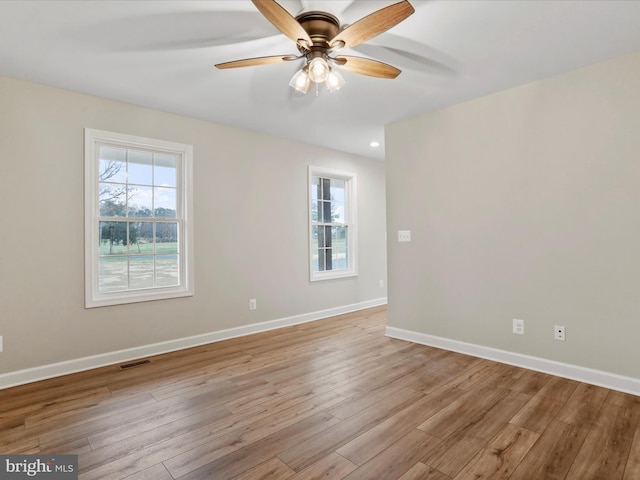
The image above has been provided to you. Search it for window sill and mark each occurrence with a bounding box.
[310,271,358,282]
[85,287,194,308]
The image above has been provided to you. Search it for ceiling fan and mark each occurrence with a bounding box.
[215,0,415,94]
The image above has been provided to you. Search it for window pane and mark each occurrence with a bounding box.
[311,176,321,200]
[154,187,177,218]
[99,256,128,292]
[155,154,177,187]
[322,200,331,224]
[331,178,344,196]
[129,222,153,253]
[99,146,126,183]
[332,226,348,271]
[156,223,178,254]
[322,178,331,200]
[156,255,179,287]
[312,225,319,272]
[129,222,154,251]
[332,201,345,224]
[128,186,153,217]
[99,183,126,216]
[127,185,153,217]
[99,221,128,255]
[129,255,154,289]
[324,225,332,248]
[128,150,153,185]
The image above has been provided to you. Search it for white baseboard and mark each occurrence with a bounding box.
[385,326,640,397]
[0,298,387,390]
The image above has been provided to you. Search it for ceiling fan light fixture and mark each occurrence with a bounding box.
[326,69,345,92]
[289,67,311,94]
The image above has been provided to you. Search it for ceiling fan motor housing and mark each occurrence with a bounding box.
[295,11,340,52]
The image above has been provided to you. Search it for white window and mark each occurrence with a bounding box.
[308,166,357,281]
[84,129,193,307]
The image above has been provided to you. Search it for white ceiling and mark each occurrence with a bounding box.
[2,1,640,161]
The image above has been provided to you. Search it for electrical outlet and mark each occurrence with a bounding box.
[554,325,566,342]
[379,279,384,288]
[0,335,3,352]
[249,299,257,310]
[513,319,524,335]
[398,230,411,242]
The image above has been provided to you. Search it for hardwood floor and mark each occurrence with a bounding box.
[1,306,639,479]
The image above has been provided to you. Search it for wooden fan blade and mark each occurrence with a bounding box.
[333,56,401,79]
[329,1,415,50]
[252,0,312,49]
[215,55,297,69]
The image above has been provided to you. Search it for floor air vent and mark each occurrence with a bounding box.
[119,359,151,370]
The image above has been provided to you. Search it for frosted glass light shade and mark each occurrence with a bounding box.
[289,69,311,94]
[308,57,330,83]
[326,69,345,92]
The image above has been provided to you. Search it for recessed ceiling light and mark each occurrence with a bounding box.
[370,141,380,148]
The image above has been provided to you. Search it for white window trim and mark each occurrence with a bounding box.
[308,166,358,282]
[84,128,194,308]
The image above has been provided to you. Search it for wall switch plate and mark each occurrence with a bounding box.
[554,325,566,341]
[249,299,257,310]
[0,335,3,352]
[513,319,524,335]
[398,230,411,242]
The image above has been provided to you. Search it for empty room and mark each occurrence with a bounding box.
[1,1,640,479]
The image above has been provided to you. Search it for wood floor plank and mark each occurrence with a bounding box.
[226,457,295,480]
[277,387,423,472]
[507,369,553,396]
[509,375,578,433]
[328,372,425,420]
[623,426,640,480]
[397,463,451,480]
[86,400,231,450]
[285,452,357,480]
[508,420,590,480]
[160,390,346,478]
[565,391,640,480]
[421,389,531,477]
[337,384,464,465]
[92,389,345,480]
[417,387,507,439]
[1,306,638,480]
[555,382,609,426]
[342,429,440,480]
[121,463,174,480]
[37,393,158,447]
[452,424,539,480]
[172,411,341,480]
[0,435,40,454]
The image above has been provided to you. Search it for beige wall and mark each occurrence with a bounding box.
[0,76,387,375]
[386,51,640,379]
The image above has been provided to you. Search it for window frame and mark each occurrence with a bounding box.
[308,166,357,282]
[84,128,194,308]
